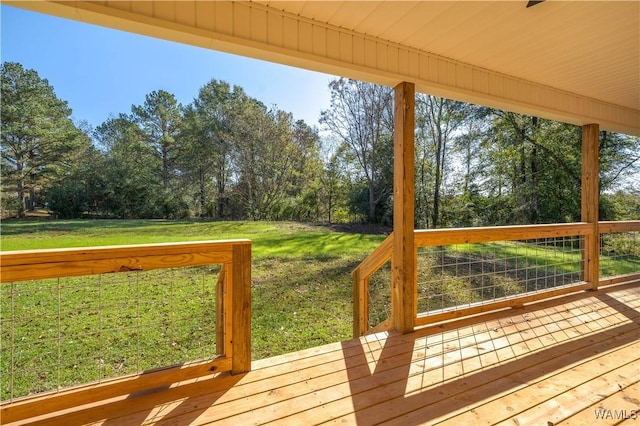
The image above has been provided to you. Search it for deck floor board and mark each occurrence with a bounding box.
[7,283,639,426]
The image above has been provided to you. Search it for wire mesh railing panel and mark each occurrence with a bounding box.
[0,266,220,402]
[367,262,392,330]
[600,231,640,279]
[417,236,584,315]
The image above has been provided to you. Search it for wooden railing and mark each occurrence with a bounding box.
[413,223,592,326]
[599,220,640,287]
[0,240,251,424]
[353,221,640,337]
[351,234,393,338]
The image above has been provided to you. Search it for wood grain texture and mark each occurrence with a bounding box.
[392,81,416,334]
[414,222,591,247]
[582,124,600,290]
[598,220,640,233]
[0,240,253,423]
[351,233,392,337]
[8,282,633,426]
[231,243,251,374]
[0,240,249,283]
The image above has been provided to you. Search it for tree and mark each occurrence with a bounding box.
[601,189,640,221]
[276,120,322,220]
[599,131,640,194]
[93,115,164,218]
[414,95,469,228]
[318,151,349,223]
[132,90,182,190]
[179,80,237,218]
[439,109,490,227]
[1,62,90,216]
[320,78,394,223]
[47,180,89,219]
[46,121,99,219]
[471,112,583,225]
[231,98,321,220]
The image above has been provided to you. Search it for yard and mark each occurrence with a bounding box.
[1,219,637,401]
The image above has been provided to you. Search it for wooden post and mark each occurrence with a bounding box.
[582,124,599,290]
[231,243,251,374]
[392,82,416,334]
[352,269,369,338]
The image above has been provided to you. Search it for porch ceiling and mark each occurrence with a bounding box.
[6,1,640,135]
[262,1,639,113]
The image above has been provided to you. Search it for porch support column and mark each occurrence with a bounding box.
[392,81,416,334]
[582,124,599,290]
[231,243,252,374]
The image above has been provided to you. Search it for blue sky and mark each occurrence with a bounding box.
[1,5,336,131]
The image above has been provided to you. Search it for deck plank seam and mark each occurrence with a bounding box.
[388,336,640,425]
[272,318,639,425]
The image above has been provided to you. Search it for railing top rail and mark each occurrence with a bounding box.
[0,239,251,283]
[599,220,640,233]
[351,233,393,279]
[0,239,251,264]
[414,222,591,247]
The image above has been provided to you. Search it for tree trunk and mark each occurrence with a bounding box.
[530,145,539,222]
[16,160,26,218]
[530,117,539,223]
[368,179,376,222]
[519,126,528,217]
[432,129,444,228]
[216,164,226,219]
[162,144,169,190]
[199,168,206,218]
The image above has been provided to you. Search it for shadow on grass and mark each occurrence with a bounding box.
[251,255,362,358]
[254,232,384,258]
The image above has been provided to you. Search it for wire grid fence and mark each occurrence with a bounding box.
[417,236,584,315]
[600,231,640,279]
[367,262,392,330]
[0,265,220,402]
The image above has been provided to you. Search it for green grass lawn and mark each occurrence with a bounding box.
[1,219,637,401]
[1,219,387,400]
[0,219,384,257]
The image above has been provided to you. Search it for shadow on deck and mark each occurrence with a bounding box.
[12,282,640,425]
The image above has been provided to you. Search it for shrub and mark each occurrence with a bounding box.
[47,181,88,218]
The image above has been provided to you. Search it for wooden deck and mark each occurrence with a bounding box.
[11,282,639,425]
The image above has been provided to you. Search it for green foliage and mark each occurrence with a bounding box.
[321,78,394,223]
[3,61,638,225]
[132,90,182,190]
[599,132,640,193]
[178,80,235,219]
[316,152,349,223]
[414,95,473,228]
[47,180,88,219]
[1,62,91,217]
[346,182,371,223]
[601,191,640,221]
[92,116,164,218]
[231,103,323,220]
[0,192,22,218]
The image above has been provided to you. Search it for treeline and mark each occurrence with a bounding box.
[2,62,328,221]
[2,62,639,225]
